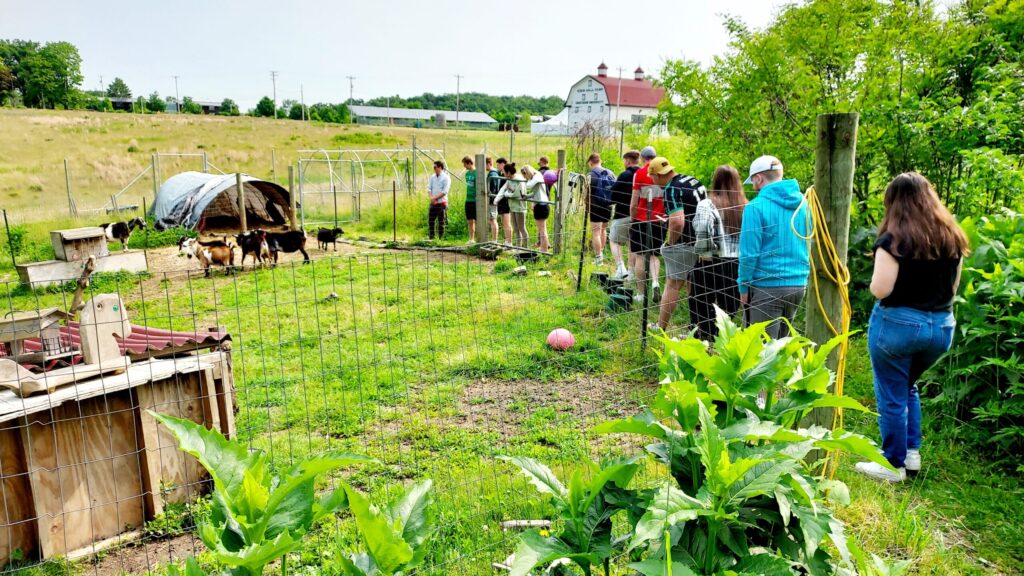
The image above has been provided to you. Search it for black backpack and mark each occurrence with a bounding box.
[590,167,615,204]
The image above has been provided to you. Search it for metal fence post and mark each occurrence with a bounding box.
[299,160,306,229]
[475,153,488,243]
[288,165,297,231]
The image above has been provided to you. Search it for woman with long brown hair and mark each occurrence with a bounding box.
[855,172,969,483]
[689,165,748,339]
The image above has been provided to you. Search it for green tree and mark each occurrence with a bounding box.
[19,41,83,108]
[0,39,41,102]
[218,97,240,116]
[106,77,131,99]
[308,102,350,124]
[0,62,14,105]
[180,96,202,114]
[288,102,304,120]
[146,91,166,113]
[255,96,276,117]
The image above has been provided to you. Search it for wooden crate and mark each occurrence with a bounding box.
[0,352,234,566]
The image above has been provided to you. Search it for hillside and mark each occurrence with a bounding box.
[0,109,567,223]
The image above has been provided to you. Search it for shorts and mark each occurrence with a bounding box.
[630,220,666,253]
[533,203,550,220]
[662,242,697,281]
[497,197,511,215]
[609,216,630,245]
[465,201,477,221]
[589,200,611,223]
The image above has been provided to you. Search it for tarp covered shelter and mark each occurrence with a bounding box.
[151,171,292,231]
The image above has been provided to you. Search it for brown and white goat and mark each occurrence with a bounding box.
[178,237,235,277]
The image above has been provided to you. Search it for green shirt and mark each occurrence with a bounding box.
[465,170,477,202]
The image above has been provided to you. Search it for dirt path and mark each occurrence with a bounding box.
[86,533,200,576]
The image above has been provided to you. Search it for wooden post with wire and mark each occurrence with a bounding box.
[552,150,566,255]
[804,112,858,451]
[474,153,488,244]
[236,173,247,233]
[288,165,298,231]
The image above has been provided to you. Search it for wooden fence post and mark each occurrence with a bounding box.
[475,153,488,243]
[236,173,247,233]
[552,149,567,255]
[288,165,297,231]
[805,112,858,430]
[64,159,77,218]
[151,154,159,200]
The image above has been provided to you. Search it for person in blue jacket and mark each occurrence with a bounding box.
[737,155,810,339]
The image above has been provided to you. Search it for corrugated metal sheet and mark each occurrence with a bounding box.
[21,323,230,367]
[349,105,496,124]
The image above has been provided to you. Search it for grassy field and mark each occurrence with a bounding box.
[0,109,1020,575]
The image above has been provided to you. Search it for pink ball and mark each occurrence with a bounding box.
[543,170,559,186]
[547,328,576,351]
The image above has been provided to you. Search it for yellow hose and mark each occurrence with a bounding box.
[792,185,852,479]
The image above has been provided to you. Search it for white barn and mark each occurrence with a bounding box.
[534,63,666,136]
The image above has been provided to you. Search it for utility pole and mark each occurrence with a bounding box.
[172,75,180,112]
[270,71,279,119]
[99,75,104,93]
[300,84,306,121]
[454,74,463,128]
[346,76,356,104]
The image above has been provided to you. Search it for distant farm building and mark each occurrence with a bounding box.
[108,98,222,114]
[534,63,666,136]
[151,172,293,231]
[349,105,497,128]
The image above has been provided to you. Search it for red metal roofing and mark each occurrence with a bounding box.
[588,75,665,109]
[20,322,230,367]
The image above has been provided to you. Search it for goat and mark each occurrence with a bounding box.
[101,217,145,251]
[235,230,270,268]
[316,227,345,251]
[263,230,310,264]
[178,237,235,277]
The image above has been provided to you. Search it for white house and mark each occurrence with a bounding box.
[534,63,666,136]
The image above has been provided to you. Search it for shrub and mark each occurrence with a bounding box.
[926,212,1024,468]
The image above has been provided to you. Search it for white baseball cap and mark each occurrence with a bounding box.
[744,155,783,185]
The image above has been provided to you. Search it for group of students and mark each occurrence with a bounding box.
[588,149,969,484]
[427,155,556,252]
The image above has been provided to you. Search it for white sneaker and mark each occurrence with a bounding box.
[905,449,921,473]
[855,461,905,483]
[622,271,634,282]
[593,255,604,266]
[633,293,644,303]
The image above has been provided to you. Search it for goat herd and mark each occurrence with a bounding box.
[177,226,345,277]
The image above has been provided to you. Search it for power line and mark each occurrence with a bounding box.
[172,75,180,112]
[270,71,279,119]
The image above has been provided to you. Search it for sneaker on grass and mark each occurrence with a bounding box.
[905,449,921,473]
[854,461,905,483]
[593,254,604,266]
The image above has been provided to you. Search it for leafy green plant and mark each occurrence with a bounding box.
[151,412,374,575]
[595,309,893,575]
[498,456,644,576]
[327,480,434,576]
[927,213,1024,468]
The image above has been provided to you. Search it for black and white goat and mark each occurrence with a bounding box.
[236,230,271,268]
[178,237,235,277]
[101,217,145,251]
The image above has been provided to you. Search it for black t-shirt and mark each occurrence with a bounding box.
[611,166,638,216]
[664,174,707,245]
[874,233,961,312]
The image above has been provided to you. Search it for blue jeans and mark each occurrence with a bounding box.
[867,302,954,468]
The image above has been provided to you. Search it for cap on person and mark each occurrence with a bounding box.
[648,157,674,176]
[640,146,657,160]
[744,155,783,185]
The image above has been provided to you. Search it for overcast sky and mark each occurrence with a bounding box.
[3,0,790,110]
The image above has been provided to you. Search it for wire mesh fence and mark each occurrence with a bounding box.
[0,140,821,575]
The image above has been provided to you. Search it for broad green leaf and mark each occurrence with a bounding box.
[792,505,831,561]
[594,412,669,439]
[733,553,796,575]
[629,483,706,552]
[207,529,301,572]
[813,430,897,472]
[498,456,567,500]
[262,453,374,539]
[721,418,808,443]
[314,486,349,521]
[579,457,640,515]
[695,400,726,491]
[727,459,799,507]
[150,411,253,496]
[656,380,713,432]
[333,554,369,576]
[344,483,414,574]
[183,557,207,576]
[384,480,434,552]
[818,479,850,506]
[628,558,699,576]
[774,486,792,526]
[508,530,576,576]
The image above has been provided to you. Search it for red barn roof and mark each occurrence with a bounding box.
[589,75,664,109]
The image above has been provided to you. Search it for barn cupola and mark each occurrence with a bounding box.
[634,66,644,81]
[597,62,608,77]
